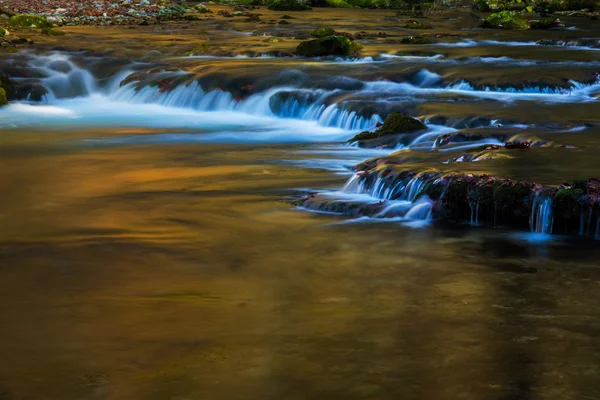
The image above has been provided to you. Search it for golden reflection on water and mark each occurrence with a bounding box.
[2,129,600,400]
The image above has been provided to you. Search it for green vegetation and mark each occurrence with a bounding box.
[482,11,531,29]
[0,27,7,37]
[41,28,66,36]
[8,14,52,29]
[296,35,362,56]
[267,0,313,11]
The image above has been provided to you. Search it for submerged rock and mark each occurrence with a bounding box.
[400,36,434,44]
[8,14,52,28]
[41,28,66,36]
[404,20,432,29]
[482,11,530,29]
[295,35,362,57]
[530,18,564,29]
[349,112,426,145]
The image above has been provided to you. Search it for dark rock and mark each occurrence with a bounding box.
[530,18,564,29]
[400,36,434,44]
[348,112,426,144]
[296,35,362,57]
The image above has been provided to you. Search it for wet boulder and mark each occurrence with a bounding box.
[8,14,52,28]
[482,11,530,29]
[530,18,564,29]
[41,28,66,36]
[295,35,362,57]
[267,0,312,11]
[348,113,426,145]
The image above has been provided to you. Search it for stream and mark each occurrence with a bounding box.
[1,6,600,399]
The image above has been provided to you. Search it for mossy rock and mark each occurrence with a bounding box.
[311,27,335,38]
[41,28,66,36]
[183,15,201,21]
[0,87,7,107]
[482,11,530,30]
[0,27,7,37]
[400,36,434,44]
[8,14,52,29]
[379,112,426,134]
[296,35,362,57]
[404,20,432,29]
[267,0,312,11]
[348,113,426,142]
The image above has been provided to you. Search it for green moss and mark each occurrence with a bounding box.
[483,11,530,30]
[555,188,584,201]
[183,15,201,21]
[8,14,52,29]
[0,27,7,37]
[296,35,362,57]
[349,131,383,141]
[0,88,6,107]
[404,20,432,29]
[267,0,312,11]
[311,27,335,37]
[41,28,66,36]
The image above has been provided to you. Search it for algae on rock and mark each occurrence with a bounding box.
[9,14,52,28]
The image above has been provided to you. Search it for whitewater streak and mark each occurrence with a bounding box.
[1,53,600,136]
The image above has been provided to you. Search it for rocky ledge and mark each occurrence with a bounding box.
[296,166,600,237]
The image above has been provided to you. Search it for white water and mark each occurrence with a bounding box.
[436,38,600,51]
[530,196,554,234]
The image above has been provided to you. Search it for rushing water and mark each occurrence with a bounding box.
[1,6,600,400]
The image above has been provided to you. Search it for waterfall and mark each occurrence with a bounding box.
[530,196,554,234]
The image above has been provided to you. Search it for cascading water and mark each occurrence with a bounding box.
[530,196,554,234]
